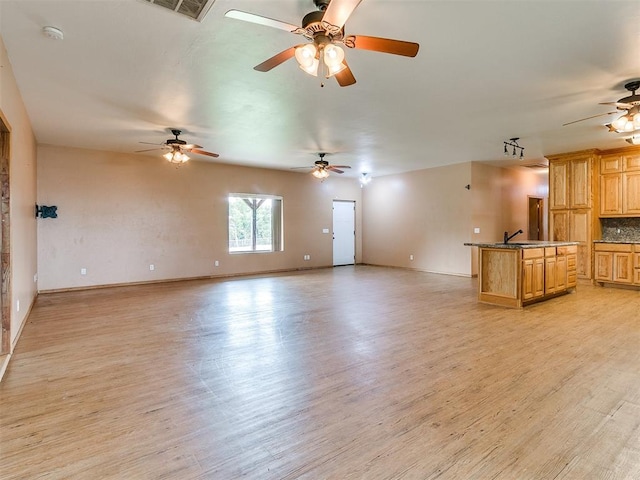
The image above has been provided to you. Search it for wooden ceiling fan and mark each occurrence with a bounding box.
[292,153,351,179]
[136,129,219,164]
[225,0,420,87]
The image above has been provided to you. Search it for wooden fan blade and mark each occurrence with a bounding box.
[138,141,164,146]
[322,0,363,30]
[254,47,298,72]
[346,35,419,57]
[329,165,351,169]
[328,167,344,174]
[599,101,632,109]
[135,147,163,153]
[335,60,356,87]
[562,111,618,126]
[190,149,219,158]
[225,10,300,33]
[181,144,203,150]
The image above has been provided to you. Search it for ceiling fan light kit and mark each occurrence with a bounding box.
[136,129,219,164]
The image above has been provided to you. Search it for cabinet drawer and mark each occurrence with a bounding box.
[545,247,557,257]
[557,245,577,255]
[567,254,577,270]
[522,248,544,259]
[594,243,632,253]
[567,272,577,287]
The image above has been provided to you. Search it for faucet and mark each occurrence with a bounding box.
[504,229,523,244]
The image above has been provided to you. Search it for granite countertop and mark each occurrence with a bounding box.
[594,240,640,244]
[464,241,579,249]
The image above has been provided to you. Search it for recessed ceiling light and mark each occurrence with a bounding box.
[42,26,64,40]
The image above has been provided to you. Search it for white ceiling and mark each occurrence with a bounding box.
[2,0,640,177]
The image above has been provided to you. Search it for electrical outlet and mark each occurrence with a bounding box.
[16,300,20,312]
[474,227,480,234]
[410,255,414,261]
[80,268,87,275]
[34,273,38,283]
[322,228,329,234]
[149,264,155,271]
[214,260,219,267]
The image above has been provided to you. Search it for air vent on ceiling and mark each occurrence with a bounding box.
[143,0,216,21]
[523,162,549,170]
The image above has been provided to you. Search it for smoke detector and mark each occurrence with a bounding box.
[42,26,64,40]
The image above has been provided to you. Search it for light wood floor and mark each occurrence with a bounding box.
[2,266,640,479]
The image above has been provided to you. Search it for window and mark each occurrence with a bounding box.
[228,194,283,253]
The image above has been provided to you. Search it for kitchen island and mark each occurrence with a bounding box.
[465,241,579,308]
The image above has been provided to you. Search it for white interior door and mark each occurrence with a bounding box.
[333,200,355,266]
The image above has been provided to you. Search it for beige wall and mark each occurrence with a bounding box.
[0,36,38,356]
[362,162,549,277]
[501,167,549,241]
[37,145,362,291]
[362,162,473,276]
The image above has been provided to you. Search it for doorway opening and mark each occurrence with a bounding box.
[528,196,544,241]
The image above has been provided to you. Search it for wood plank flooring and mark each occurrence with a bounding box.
[1,266,640,479]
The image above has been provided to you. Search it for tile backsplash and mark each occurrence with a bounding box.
[601,217,640,242]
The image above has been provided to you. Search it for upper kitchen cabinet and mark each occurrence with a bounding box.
[549,151,594,210]
[599,152,640,216]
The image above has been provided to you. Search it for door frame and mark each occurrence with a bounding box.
[332,200,356,266]
[527,196,544,241]
[0,112,10,355]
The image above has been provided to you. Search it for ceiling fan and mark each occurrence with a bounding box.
[563,81,640,134]
[293,153,351,179]
[225,0,420,87]
[136,129,219,164]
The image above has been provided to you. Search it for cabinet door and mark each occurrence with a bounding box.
[601,154,623,174]
[594,251,613,281]
[624,154,640,171]
[569,210,591,279]
[601,174,622,215]
[556,255,567,291]
[570,157,591,208]
[550,210,568,241]
[549,161,569,209]
[545,257,557,294]
[623,171,640,214]
[613,253,633,284]
[634,253,640,285]
[522,259,535,300]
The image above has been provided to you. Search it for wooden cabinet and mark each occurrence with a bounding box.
[594,243,637,285]
[599,154,640,216]
[522,257,544,301]
[549,157,592,210]
[549,209,591,278]
[601,174,622,215]
[549,161,569,210]
[520,245,576,304]
[623,171,640,214]
[548,151,595,280]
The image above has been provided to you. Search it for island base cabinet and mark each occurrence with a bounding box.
[473,244,578,308]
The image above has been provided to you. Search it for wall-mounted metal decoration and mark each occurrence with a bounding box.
[35,204,58,219]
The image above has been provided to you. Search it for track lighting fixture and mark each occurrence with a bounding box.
[503,138,524,160]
